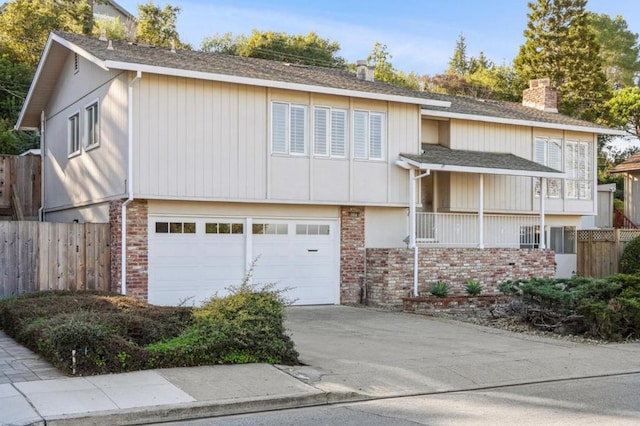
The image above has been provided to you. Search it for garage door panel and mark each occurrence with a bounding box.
[149,216,338,306]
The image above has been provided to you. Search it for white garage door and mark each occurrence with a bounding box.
[148,216,339,306]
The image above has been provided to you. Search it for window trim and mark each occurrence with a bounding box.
[313,105,347,158]
[271,101,308,156]
[67,111,81,157]
[84,99,100,151]
[565,139,592,200]
[353,110,385,161]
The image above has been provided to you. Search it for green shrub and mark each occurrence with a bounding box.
[465,280,482,296]
[430,281,448,298]
[620,236,640,275]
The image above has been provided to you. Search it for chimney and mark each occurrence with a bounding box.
[522,78,558,113]
[356,60,375,82]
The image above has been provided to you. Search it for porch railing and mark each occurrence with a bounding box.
[416,212,541,248]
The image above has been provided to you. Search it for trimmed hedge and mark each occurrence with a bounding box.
[0,286,299,375]
[621,236,640,275]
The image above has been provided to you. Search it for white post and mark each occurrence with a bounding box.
[539,177,546,249]
[478,174,484,249]
[409,168,416,249]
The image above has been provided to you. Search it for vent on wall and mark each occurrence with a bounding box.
[74,53,79,74]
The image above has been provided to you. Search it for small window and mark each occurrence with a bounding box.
[183,222,196,234]
[156,222,169,233]
[157,221,196,234]
[85,102,99,148]
[170,222,183,233]
[296,224,330,235]
[550,227,576,254]
[68,113,80,155]
[205,223,243,234]
[253,223,288,235]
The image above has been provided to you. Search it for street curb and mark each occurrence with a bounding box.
[43,390,366,426]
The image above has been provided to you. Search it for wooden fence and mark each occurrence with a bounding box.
[0,155,41,218]
[0,222,111,299]
[577,229,640,278]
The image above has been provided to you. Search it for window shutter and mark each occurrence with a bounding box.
[271,103,288,153]
[314,107,328,156]
[534,137,546,165]
[290,105,306,154]
[548,139,562,170]
[369,113,383,159]
[354,111,367,159]
[331,109,346,157]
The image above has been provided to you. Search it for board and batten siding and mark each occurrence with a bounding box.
[134,80,419,206]
[44,54,128,216]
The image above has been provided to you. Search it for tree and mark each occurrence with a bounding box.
[514,0,610,119]
[366,42,420,90]
[604,87,640,139]
[135,1,190,49]
[0,0,92,67]
[587,13,640,88]
[201,30,345,67]
[447,33,469,75]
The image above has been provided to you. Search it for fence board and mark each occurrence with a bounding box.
[577,229,640,278]
[0,221,111,299]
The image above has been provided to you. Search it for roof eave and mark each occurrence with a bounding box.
[421,109,625,136]
[104,60,451,107]
[399,155,566,178]
[16,33,110,130]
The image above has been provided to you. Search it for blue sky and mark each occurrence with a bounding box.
[116,0,639,76]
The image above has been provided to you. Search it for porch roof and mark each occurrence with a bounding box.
[400,144,565,178]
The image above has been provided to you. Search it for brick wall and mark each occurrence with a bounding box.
[109,199,149,300]
[366,247,556,308]
[340,206,365,304]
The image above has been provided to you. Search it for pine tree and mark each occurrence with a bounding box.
[514,0,610,119]
[447,33,468,75]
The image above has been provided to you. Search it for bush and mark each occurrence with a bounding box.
[620,236,640,275]
[430,281,448,298]
[465,280,482,296]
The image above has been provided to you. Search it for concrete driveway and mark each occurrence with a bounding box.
[282,305,640,398]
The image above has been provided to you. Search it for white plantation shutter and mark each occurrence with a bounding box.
[547,139,562,198]
[314,107,329,156]
[354,111,367,159]
[578,142,591,199]
[565,141,577,198]
[369,113,384,159]
[271,103,288,154]
[290,105,307,154]
[534,137,546,165]
[331,109,347,157]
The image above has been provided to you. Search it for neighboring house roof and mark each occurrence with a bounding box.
[96,0,136,21]
[421,92,624,136]
[400,144,564,178]
[611,152,640,173]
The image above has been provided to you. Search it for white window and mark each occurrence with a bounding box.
[85,101,99,148]
[314,107,347,157]
[549,226,576,254]
[565,140,592,200]
[68,113,80,155]
[534,137,562,198]
[354,110,385,160]
[271,102,307,155]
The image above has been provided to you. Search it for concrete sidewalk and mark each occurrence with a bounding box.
[2,306,640,425]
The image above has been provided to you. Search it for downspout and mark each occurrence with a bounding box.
[38,111,46,221]
[411,169,430,297]
[121,70,142,295]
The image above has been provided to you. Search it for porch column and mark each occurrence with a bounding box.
[478,173,484,249]
[539,177,546,249]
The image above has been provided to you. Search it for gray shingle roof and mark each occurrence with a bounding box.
[611,152,640,173]
[56,31,440,103]
[401,144,562,175]
[421,91,614,132]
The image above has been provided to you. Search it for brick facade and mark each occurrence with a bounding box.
[340,206,365,304]
[109,199,149,300]
[366,247,556,308]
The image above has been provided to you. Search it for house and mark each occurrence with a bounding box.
[92,0,136,25]
[15,32,624,308]
[611,151,640,228]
